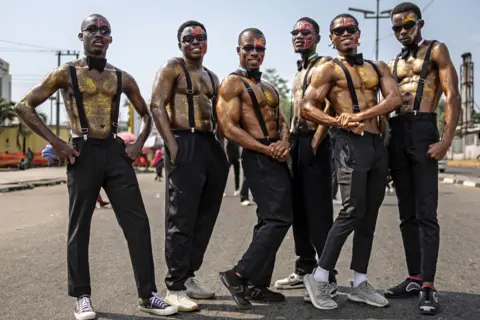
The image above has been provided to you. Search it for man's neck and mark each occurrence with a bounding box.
[184,56,203,70]
[301,51,318,63]
[414,37,424,47]
[85,51,106,59]
[337,48,357,57]
[239,64,258,72]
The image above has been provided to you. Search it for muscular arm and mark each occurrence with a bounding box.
[301,63,340,127]
[433,42,461,145]
[278,110,290,142]
[355,61,402,121]
[123,71,152,145]
[216,76,270,155]
[150,60,180,152]
[211,72,226,151]
[14,66,69,146]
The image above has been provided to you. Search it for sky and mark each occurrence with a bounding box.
[1,0,479,125]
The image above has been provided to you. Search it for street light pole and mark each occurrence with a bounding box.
[349,0,392,61]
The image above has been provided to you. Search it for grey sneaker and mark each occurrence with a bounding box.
[303,274,338,310]
[347,281,389,307]
[274,273,305,290]
[185,277,215,299]
[304,281,338,302]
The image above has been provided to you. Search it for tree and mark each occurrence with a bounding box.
[0,98,16,126]
[16,112,48,153]
[436,99,445,135]
[262,68,293,124]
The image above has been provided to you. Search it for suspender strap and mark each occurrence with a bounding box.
[239,78,270,140]
[68,63,89,139]
[333,58,360,113]
[204,68,218,130]
[180,63,196,132]
[392,54,401,83]
[301,56,322,98]
[413,41,436,112]
[111,68,122,137]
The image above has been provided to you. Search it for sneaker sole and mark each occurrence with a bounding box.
[163,297,199,312]
[187,292,216,300]
[274,282,305,290]
[347,293,389,308]
[74,311,96,320]
[138,305,179,316]
[420,306,438,315]
[304,291,338,303]
[303,277,338,310]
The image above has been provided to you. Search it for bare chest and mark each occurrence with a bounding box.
[175,70,214,98]
[293,70,310,102]
[74,70,118,99]
[240,82,278,109]
[333,64,379,91]
[394,56,437,83]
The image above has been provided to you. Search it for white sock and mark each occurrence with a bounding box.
[313,267,329,282]
[353,272,368,287]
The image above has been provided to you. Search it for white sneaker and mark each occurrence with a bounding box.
[304,282,338,302]
[74,295,96,320]
[332,199,342,205]
[274,273,305,290]
[185,277,215,299]
[347,281,389,307]
[241,200,250,206]
[233,189,240,196]
[164,290,199,312]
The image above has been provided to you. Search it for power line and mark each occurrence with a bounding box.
[0,39,58,51]
[422,0,437,11]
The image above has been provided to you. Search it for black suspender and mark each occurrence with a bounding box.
[239,78,270,140]
[393,41,437,114]
[68,62,122,140]
[332,58,381,114]
[180,63,218,133]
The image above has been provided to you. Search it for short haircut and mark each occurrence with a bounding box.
[329,13,359,32]
[81,14,110,30]
[238,28,264,45]
[177,20,206,42]
[296,17,320,34]
[391,2,422,19]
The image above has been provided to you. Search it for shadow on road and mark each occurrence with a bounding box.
[96,287,480,320]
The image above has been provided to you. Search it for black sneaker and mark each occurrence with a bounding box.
[219,270,252,309]
[384,278,422,298]
[74,295,96,320]
[246,287,285,302]
[138,292,178,316]
[419,287,440,315]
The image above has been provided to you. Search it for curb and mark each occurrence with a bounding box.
[0,179,66,193]
[439,177,480,188]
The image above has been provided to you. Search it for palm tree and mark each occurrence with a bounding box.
[0,98,16,126]
[16,112,48,153]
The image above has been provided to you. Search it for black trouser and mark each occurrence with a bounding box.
[235,142,293,286]
[388,113,440,282]
[164,131,229,291]
[290,132,334,275]
[155,159,164,177]
[240,174,249,202]
[228,155,241,190]
[67,137,156,299]
[318,130,388,274]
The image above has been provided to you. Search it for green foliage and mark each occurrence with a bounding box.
[0,98,16,125]
[262,68,293,124]
[436,99,445,135]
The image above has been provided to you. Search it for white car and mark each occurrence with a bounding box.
[438,157,447,173]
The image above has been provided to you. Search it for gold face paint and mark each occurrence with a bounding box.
[402,13,416,23]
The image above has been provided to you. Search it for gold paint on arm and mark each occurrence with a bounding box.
[432,42,461,145]
[14,65,69,145]
[123,70,152,145]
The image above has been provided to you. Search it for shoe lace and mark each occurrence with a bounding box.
[289,273,298,281]
[362,282,377,294]
[149,292,168,309]
[177,290,191,301]
[77,296,93,312]
[315,282,331,296]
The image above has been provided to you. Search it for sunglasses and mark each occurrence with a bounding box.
[392,20,419,32]
[239,45,266,53]
[182,34,207,43]
[291,29,314,36]
[331,25,359,36]
[83,26,111,36]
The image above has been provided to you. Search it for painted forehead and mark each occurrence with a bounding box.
[332,17,357,29]
[82,16,111,30]
[241,33,266,46]
[294,21,315,31]
[392,12,419,23]
[181,26,206,37]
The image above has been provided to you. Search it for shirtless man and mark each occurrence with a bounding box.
[150,20,229,312]
[13,14,177,319]
[300,14,402,310]
[384,3,460,315]
[216,28,293,309]
[274,17,337,299]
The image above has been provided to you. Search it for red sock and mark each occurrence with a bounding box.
[408,275,423,281]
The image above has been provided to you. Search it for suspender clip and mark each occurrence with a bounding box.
[353,105,361,113]
[413,110,418,116]
[246,87,254,92]
[191,127,195,133]
[186,89,194,95]
[418,78,426,84]
[81,128,88,140]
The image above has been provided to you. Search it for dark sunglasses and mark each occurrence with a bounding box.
[83,26,111,36]
[239,45,266,53]
[291,29,314,36]
[392,20,418,32]
[331,25,359,36]
[182,34,207,43]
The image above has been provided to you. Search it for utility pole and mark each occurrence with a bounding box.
[55,50,80,135]
[349,0,392,60]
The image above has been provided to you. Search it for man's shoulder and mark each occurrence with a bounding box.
[219,72,243,97]
[316,55,333,65]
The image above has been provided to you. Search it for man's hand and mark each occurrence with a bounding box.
[269,140,290,162]
[348,122,365,136]
[337,113,360,128]
[125,142,143,161]
[52,139,79,164]
[427,141,449,160]
[168,143,179,164]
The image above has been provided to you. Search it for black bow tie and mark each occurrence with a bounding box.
[245,69,262,82]
[401,44,419,59]
[86,56,107,72]
[344,53,364,66]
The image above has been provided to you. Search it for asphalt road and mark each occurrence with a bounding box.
[445,165,480,178]
[1,172,479,320]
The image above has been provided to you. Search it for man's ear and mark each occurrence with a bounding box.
[78,32,84,41]
[236,46,240,55]
[418,19,425,29]
[178,42,181,50]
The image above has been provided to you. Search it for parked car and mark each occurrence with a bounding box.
[438,156,447,172]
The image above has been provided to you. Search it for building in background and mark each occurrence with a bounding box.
[0,58,12,101]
